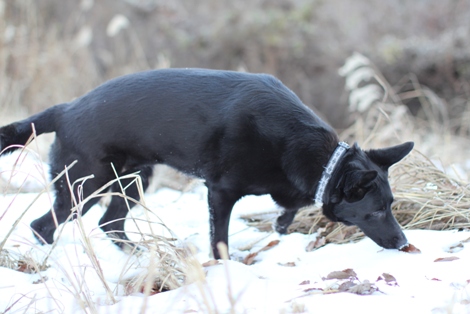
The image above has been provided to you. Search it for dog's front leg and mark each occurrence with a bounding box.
[270,193,310,235]
[207,187,241,259]
[274,208,300,234]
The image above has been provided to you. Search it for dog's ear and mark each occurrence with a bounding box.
[343,170,378,201]
[366,142,414,170]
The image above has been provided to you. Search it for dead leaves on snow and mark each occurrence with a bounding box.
[324,268,357,280]
[0,249,49,275]
[444,236,470,254]
[323,269,378,295]
[305,236,326,252]
[297,270,403,297]
[242,240,280,265]
[434,256,460,262]
[298,268,385,296]
[377,273,398,286]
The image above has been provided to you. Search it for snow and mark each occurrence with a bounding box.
[1,151,470,313]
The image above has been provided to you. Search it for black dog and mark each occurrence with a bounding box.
[0,69,413,258]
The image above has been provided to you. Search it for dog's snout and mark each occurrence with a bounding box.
[376,231,408,250]
[394,234,408,249]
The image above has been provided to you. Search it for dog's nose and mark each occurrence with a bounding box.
[379,233,407,249]
[395,234,408,249]
[391,235,408,249]
[366,229,408,250]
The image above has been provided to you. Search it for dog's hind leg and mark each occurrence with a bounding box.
[98,165,153,251]
[31,153,113,244]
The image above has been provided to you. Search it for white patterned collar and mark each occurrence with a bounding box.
[313,142,350,208]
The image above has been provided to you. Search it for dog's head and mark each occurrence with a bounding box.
[322,142,414,250]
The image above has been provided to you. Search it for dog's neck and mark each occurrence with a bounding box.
[313,142,350,208]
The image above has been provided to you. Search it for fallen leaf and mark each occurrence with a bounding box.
[461,237,470,243]
[278,262,296,267]
[325,268,357,280]
[306,237,326,252]
[32,276,48,284]
[378,273,398,286]
[243,252,258,265]
[446,243,464,253]
[202,260,221,267]
[399,243,421,254]
[338,281,356,292]
[348,280,378,295]
[16,260,36,274]
[303,287,323,293]
[434,256,460,262]
[259,240,280,252]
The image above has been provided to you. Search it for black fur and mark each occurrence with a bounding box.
[0,69,413,258]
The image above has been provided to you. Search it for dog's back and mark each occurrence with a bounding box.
[53,69,335,181]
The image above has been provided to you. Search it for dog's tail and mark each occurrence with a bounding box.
[0,103,66,154]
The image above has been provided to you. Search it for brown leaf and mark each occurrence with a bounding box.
[380,273,398,286]
[325,268,357,280]
[348,280,377,295]
[259,240,280,252]
[434,256,460,262]
[243,240,280,265]
[399,243,421,254]
[446,243,464,254]
[306,237,326,252]
[461,237,470,243]
[202,260,221,267]
[338,281,356,292]
[32,276,48,284]
[278,262,296,267]
[243,252,258,265]
[16,260,36,274]
[304,287,323,293]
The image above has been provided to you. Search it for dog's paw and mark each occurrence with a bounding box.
[30,220,56,245]
[273,220,289,235]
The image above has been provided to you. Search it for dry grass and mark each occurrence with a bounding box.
[0,144,203,313]
[391,152,470,231]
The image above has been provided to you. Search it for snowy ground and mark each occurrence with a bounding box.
[1,152,470,313]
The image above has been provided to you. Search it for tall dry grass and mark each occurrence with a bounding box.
[2,0,470,130]
[0,140,204,313]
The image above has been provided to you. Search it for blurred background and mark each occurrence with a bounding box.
[1,0,470,163]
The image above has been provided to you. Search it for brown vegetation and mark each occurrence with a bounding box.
[1,0,470,130]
